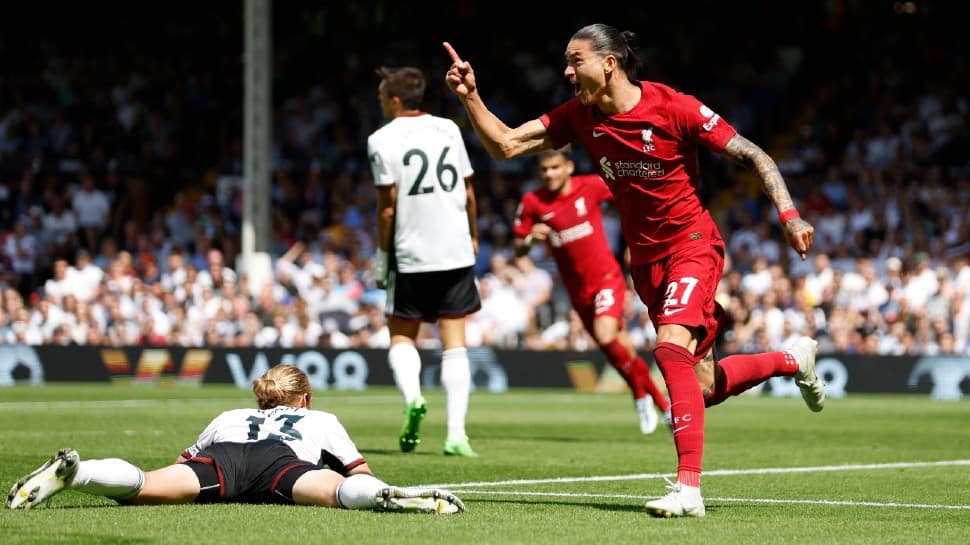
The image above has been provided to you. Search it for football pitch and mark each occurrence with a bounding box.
[0,384,967,545]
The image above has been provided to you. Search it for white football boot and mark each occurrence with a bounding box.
[377,487,465,514]
[644,479,705,518]
[7,448,79,510]
[635,397,659,435]
[788,336,825,412]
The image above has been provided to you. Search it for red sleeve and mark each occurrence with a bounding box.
[584,174,613,204]
[668,91,736,152]
[512,193,535,239]
[540,98,581,149]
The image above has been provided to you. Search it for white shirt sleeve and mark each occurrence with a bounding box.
[368,134,396,187]
[182,411,228,458]
[317,413,364,467]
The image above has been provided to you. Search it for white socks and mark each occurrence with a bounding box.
[388,342,423,404]
[70,458,145,499]
[336,473,390,510]
[441,347,471,441]
[390,343,472,441]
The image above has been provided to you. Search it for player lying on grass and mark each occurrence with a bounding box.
[6,365,464,514]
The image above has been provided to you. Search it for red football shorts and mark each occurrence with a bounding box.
[571,272,627,334]
[630,239,727,359]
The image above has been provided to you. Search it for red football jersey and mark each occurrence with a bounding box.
[540,80,735,265]
[513,174,623,300]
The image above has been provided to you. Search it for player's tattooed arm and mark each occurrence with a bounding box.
[723,133,815,258]
[722,134,794,210]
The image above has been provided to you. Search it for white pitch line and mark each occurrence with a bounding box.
[423,459,970,488]
[443,490,970,511]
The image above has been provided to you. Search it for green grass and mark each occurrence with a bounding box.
[1,385,968,545]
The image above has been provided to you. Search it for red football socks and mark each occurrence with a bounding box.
[601,340,671,411]
[677,469,701,488]
[637,356,671,412]
[653,342,705,475]
[706,351,798,406]
[601,339,647,398]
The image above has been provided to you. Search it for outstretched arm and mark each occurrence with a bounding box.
[279,241,305,264]
[443,42,552,159]
[722,133,815,260]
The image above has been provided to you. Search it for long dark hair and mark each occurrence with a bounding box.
[570,24,642,79]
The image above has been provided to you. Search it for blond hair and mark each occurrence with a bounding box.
[252,365,312,410]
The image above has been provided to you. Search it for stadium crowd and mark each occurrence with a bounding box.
[0,3,968,355]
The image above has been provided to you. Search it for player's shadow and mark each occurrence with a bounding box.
[486,435,585,443]
[461,496,634,513]
[21,503,124,510]
[462,496,717,515]
[362,448,443,456]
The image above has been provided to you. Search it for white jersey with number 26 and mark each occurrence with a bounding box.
[368,113,475,273]
[182,406,363,468]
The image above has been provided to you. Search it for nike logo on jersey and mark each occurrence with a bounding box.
[663,307,686,316]
[592,130,606,138]
[540,212,555,220]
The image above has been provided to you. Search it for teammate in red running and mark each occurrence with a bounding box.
[513,147,670,434]
[444,24,826,518]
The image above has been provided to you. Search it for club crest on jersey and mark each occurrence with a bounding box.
[641,127,655,152]
[574,197,587,217]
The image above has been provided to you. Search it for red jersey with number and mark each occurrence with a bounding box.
[540,80,736,265]
[513,174,623,300]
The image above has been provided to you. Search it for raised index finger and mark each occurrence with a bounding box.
[442,42,464,66]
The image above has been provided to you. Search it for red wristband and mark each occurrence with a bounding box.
[778,209,800,225]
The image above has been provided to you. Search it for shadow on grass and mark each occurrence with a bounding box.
[24,533,150,545]
[11,502,125,510]
[461,496,637,513]
[459,496,718,516]
[362,448,445,456]
[479,433,669,444]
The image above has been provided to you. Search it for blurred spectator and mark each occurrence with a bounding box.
[0,2,966,356]
[68,249,104,303]
[42,258,71,302]
[197,247,237,291]
[71,168,111,251]
[165,192,197,249]
[2,217,37,298]
[40,193,77,252]
[514,255,553,334]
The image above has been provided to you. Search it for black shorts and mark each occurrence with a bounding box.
[184,440,318,504]
[386,266,481,322]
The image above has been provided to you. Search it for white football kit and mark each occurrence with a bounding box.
[182,406,364,468]
[368,113,475,273]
